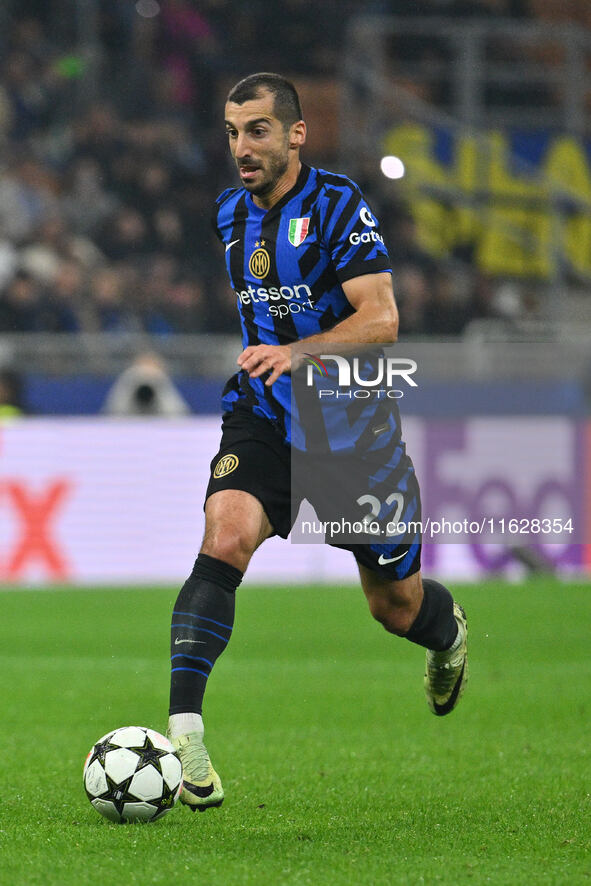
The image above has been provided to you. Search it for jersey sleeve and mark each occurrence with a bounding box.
[211,205,223,242]
[212,187,238,243]
[319,183,391,284]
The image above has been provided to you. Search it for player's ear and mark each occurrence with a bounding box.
[289,120,306,150]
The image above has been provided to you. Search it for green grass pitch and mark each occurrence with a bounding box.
[0,578,590,885]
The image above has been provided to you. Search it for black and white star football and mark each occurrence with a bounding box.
[83,726,183,822]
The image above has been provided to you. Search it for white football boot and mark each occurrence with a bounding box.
[424,602,468,716]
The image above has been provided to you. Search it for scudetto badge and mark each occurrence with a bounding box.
[248,240,270,278]
[213,453,239,478]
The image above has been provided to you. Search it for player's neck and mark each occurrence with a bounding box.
[252,161,302,211]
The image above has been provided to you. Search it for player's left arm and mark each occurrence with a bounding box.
[237,271,398,386]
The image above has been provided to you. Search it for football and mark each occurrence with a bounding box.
[83,726,183,823]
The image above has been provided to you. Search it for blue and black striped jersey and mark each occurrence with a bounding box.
[213,163,392,445]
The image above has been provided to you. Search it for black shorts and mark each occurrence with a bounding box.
[205,409,421,580]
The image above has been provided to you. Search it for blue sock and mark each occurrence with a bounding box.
[169,553,242,715]
[404,578,458,651]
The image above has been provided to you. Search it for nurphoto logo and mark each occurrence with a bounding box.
[303,354,418,400]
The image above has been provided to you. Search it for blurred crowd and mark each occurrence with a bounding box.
[0,107,232,335]
[0,0,559,340]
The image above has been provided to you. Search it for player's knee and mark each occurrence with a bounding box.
[367,594,417,636]
[201,525,257,571]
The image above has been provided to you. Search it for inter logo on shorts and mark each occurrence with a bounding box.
[248,241,270,278]
[288,217,310,247]
[213,453,239,478]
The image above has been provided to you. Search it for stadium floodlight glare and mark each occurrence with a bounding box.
[380,156,405,179]
[135,0,161,17]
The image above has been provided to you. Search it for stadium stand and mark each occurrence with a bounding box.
[0,0,589,410]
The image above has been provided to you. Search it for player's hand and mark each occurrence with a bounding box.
[237,344,291,386]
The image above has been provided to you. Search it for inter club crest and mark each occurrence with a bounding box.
[288,217,310,247]
[213,453,239,478]
[248,240,270,278]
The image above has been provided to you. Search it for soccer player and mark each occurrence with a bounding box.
[166,73,468,810]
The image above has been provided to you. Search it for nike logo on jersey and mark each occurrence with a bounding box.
[225,238,240,252]
[174,637,206,645]
[377,551,408,565]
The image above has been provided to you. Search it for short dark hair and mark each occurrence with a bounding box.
[227,73,302,128]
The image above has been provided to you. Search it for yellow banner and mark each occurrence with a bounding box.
[384,124,591,279]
